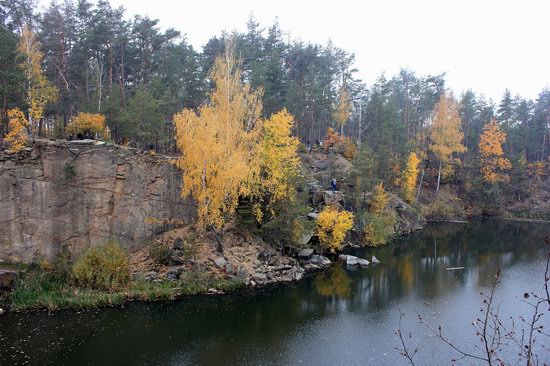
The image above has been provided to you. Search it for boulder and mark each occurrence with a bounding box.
[346,255,360,266]
[0,269,19,288]
[173,237,184,250]
[307,212,319,220]
[322,191,345,205]
[338,254,348,261]
[259,246,276,262]
[225,262,234,275]
[211,256,227,269]
[371,256,380,264]
[358,259,370,267]
[298,248,314,261]
[310,255,331,267]
[389,196,426,235]
[252,273,268,283]
[236,267,248,281]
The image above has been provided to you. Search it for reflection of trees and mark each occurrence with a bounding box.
[313,265,353,298]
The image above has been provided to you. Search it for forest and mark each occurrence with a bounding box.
[1,0,550,225]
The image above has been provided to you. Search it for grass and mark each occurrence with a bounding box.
[9,268,244,312]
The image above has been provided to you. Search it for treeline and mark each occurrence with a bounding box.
[1,0,549,165]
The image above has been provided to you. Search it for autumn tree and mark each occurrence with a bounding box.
[66,112,108,139]
[429,92,466,194]
[5,108,29,153]
[173,43,262,244]
[250,108,301,222]
[401,152,420,203]
[369,182,389,214]
[18,24,57,135]
[316,206,354,252]
[479,119,512,183]
[333,85,352,135]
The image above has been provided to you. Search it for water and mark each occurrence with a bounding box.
[1,221,549,365]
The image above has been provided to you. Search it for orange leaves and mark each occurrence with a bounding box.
[173,46,262,230]
[66,113,107,137]
[479,119,511,183]
[5,108,29,153]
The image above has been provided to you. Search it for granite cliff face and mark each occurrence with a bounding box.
[0,140,194,263]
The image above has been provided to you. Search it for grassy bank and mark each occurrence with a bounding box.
[9,268,244,312]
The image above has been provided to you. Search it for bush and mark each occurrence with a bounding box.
[149,240,172,265]
[316,206,354,252]
[72,239,130,291]
[363,211,397,247]
[421,189,465,220]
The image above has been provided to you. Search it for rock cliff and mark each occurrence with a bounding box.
[0,140,194,262]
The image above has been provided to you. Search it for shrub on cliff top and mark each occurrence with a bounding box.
[72,239,130,291]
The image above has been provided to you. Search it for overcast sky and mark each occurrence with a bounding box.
[40,0,550,102]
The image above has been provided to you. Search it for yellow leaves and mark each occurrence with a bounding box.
[173,46,262,230]
[19,24,57,127]
[479,119,511,184]
[369,182,389,214]
[333,85,352,132]
[316,206,354,252]
[401,152,420,203]
[429,92,466,163]
[5,108,29,153]
[66,113,107,137]
[251,108,301,222]
[527,161,546,182]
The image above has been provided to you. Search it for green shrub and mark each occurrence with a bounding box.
[149,240,172,265]
[421,189,465,220]
[363,210,397,247]
[72,239,130,291]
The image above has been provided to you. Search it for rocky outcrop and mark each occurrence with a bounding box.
[0,140,194,262]
[389,195,426,235]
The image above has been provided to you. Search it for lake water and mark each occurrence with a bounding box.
[1,221,549,365]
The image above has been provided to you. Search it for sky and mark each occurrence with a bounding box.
[39,0,550,102]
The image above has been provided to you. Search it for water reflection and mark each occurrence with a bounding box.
[1,221,548,365]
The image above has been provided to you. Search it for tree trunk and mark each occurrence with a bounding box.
[436,161,442,196]
[415,167,425,204]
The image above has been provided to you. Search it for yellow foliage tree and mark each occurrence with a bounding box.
[333,85,352,135]
[250,108,301,222]
[173,44,262,231]
[316,206,354,252]
[5,108,29,153]
[66,112,107,138]
[19,24,57,134]
[479,119,511,183]
[369,182,389,214]
[429,92,466,194]
[401,152,420,203]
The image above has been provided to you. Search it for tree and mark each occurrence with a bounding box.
[429,92,466,194]
[316,206,354,252]
[333,84,351,135]
[0,26,24,126]
[479,119,511,184]
[66,112,107,138]
[18,23,57,135]
[402,152,420,203]
[250,108,301,222]
[369,182,389,214]
[5,107,28,153]
[173,43,262,239]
